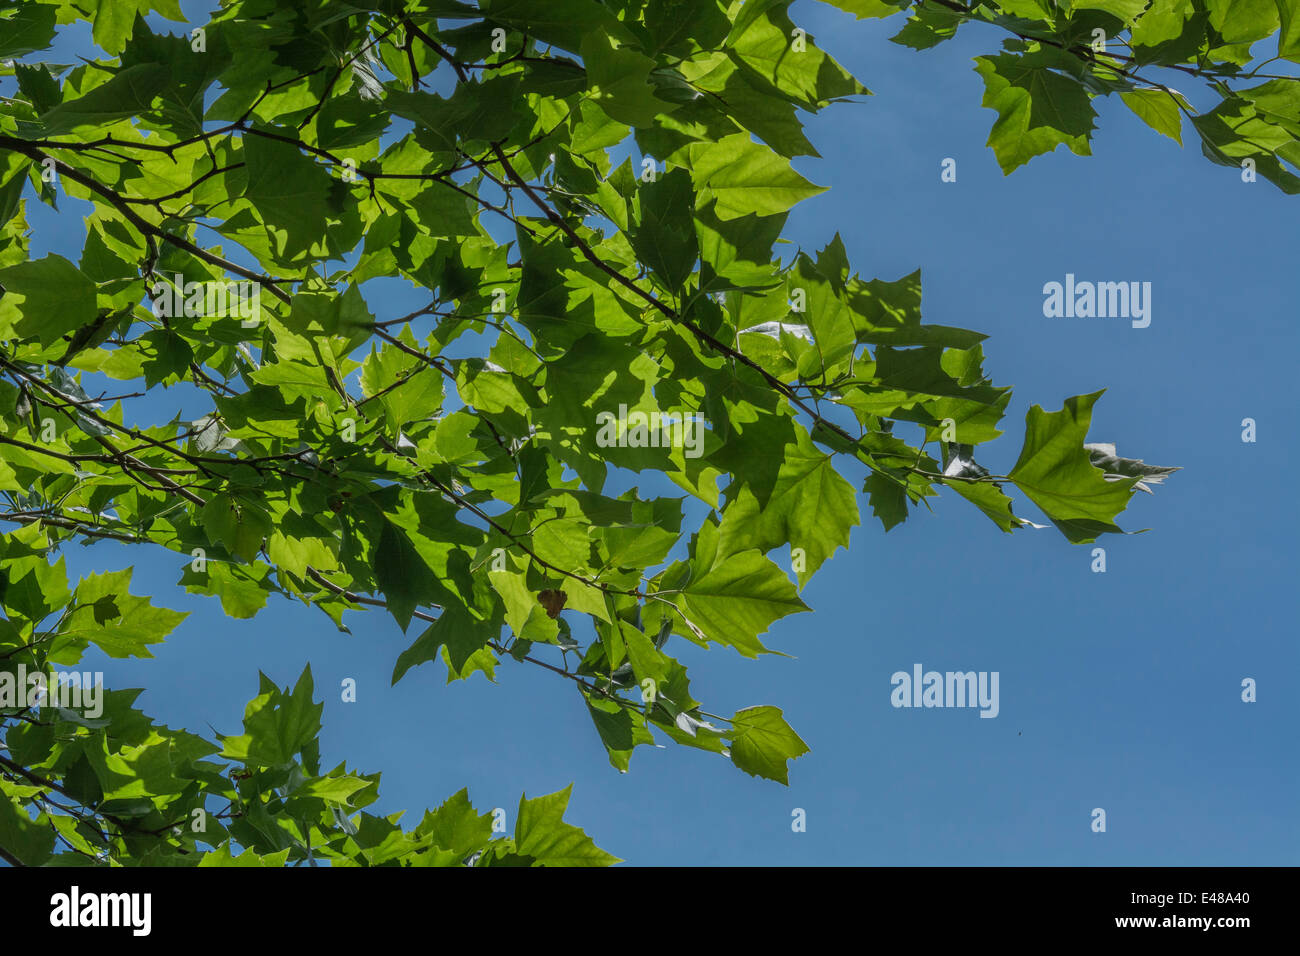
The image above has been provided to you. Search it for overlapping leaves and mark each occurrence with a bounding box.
[0,529,613,866]
[0,0,1197,859]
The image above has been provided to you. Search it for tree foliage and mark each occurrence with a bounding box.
[6,0,1287,865]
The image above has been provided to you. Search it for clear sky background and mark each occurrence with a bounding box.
[8,1,1297,865]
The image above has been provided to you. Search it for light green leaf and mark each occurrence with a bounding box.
[1121,88,1184,143]
[691,133,826,220]
[1071,0,1150,23]
[198,844,293,867]
[40,64,169,133]
[417,788,494,856]
[1132,0,1196,47]
[581,32,673,128]
[818,0,908,18]
[53,568,187,660]
[728,1,869,108]
[1007,392,1135,540]
[671,543,809,657]
[717,428,859,587]
[725,705,809,784]
[514,784,621,866]
[218,665,323,768]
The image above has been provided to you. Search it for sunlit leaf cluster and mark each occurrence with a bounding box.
[0,0,1251,865]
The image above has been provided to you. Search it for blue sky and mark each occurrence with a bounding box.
[5,1,1296,865]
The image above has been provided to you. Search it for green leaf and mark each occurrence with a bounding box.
[374,518,440,633]
[948,479,1021,532]
[249,360,332,403]
[391,601,499,684]
[1121,88,1184,143]
[819,0,908,18]
[679,54,819,158]
[40,64,170,133]
[0,3,57,58]
[240,125,338,258]
[581,32,672,128]
[1007,392,1135,541]
[1072,0,1150,23]
[404,181,479,238]
[419,788,495,855]
[671,541,809,657]
[0,162,26,232]
[218,666,323,769]
[973,52,1097,173]
[1132,0,1197,47]
[694,200,785,290]
[89,1,186,56]
[690,133,826,220]
[52,569,187,660]
[1193,82,1300,192]
[629,167,698,292]
[201,496,272,563]
[1279,0,1300,58]
[1206,0,1279,44]
[717,427,859,586]
[891,4,963,49]
[585,693,656,772]
[643,0,732,55]
[725,705,809,784]
[863,471,910,531]
[514,784,621,866]
[198,844,293,867]
[2,553,72,624]
[0,254,98,346]
[728,1,869,108]
[0,779,56,865]
[480,0,630,53]
[180,562,275,620]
